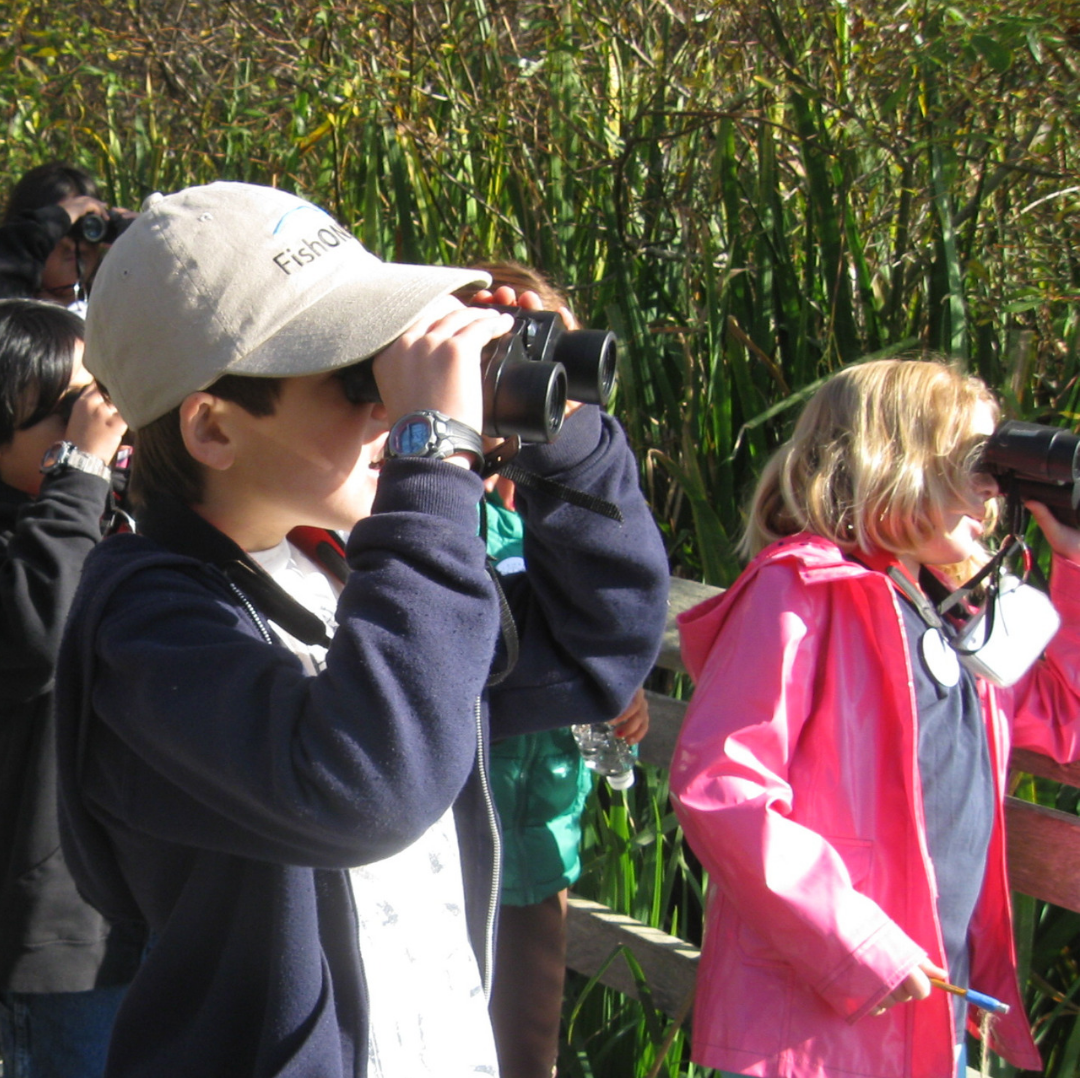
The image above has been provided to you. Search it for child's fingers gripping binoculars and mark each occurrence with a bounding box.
[980,420,1080,528]
[335,306,617,443]
[69,209,134,246]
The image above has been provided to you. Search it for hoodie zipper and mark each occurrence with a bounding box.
[230,573,500,1006]
[226,580,275,645]
[474,694,502,1000]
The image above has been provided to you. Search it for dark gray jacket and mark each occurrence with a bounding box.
[0,469,143,992]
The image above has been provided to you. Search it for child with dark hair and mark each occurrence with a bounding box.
[0,162,123,308]
[0,298,139,1078]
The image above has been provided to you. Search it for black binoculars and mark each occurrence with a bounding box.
[69,210,133,246]
[980,420,1080,527]
[337,306,617,443]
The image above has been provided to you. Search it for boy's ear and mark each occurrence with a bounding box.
[179,392,236,471]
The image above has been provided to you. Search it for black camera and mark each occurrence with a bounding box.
[337,306,617,443]
[980,420,1080,527]
[70,209,133,246]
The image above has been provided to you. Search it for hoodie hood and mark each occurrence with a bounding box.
[677,534,868,680]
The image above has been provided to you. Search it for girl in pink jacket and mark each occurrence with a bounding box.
[671,359,1080,1078]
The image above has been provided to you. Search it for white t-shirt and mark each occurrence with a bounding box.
[249,539,499,1077]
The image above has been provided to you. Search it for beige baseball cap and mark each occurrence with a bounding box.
[84,182,491,428]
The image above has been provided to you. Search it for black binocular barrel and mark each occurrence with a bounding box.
[555,330,616,406]
[982,420,1080,485]
[982,419,1080,527]
[335,305,617,444]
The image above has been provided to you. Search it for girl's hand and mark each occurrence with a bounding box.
[1026,501,1080,565]
[66,382,127,465]
[871,958,947,1016]
[610,687,650,745]
[470,285,544,312]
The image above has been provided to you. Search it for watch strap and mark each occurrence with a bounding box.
[436,415,484,465]
[40,441,112,481]
[386,410,484,469]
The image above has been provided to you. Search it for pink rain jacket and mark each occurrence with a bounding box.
[671,534,1080,1078]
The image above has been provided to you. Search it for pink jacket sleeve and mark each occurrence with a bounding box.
[670,560,926,1021]
[1003,554,1080,761]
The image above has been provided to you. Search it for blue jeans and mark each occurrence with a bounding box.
[0,985,126,1078]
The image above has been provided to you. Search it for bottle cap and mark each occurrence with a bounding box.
[606,769,635,791]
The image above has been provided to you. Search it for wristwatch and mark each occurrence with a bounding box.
[40,441,112,481]
[385,410,484,470]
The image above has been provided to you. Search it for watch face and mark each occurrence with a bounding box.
[394,416,435,456]
[40,442,68,472]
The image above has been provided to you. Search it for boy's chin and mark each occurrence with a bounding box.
[279,475,379,537]
[318,498,376,535]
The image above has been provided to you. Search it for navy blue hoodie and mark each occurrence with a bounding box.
[55,407,667,1078]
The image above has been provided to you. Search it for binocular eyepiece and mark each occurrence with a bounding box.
[337,305,617,443]
[980,420,1080,527]
[69,210,133,246]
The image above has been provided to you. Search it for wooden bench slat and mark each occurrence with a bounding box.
[1005,796,1080,913]
[637,694,1080,800]
[637,691,684,769]
[565,894,699,1018]
[564,798,1080,1022]
[658,578,722,673]
[1010,748,1080,789]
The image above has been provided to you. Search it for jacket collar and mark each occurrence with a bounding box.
[677,534,886,679]
[137,496,334,647]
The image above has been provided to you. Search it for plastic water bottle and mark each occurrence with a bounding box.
[571,722,637,790]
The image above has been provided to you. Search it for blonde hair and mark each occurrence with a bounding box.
[741,359,999,571]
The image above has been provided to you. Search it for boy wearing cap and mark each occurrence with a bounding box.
[53,182,668,1078]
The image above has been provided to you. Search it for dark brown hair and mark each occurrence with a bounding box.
[128,375,282,509]
[0,299,84,445]
[3,162,99,223]
[455,260,571,314]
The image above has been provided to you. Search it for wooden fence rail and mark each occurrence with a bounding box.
[564,577,1080,1018]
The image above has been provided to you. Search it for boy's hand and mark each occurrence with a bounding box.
[1026,501,1080,564]
[66,383,127,466]
[373,298,514,437]
[610,687,650,745]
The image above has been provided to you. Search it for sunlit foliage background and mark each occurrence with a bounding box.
[3,2,1078,1073]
